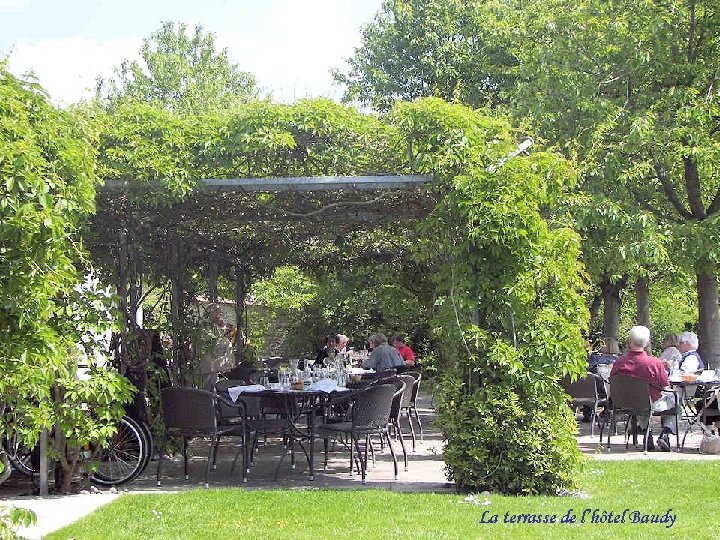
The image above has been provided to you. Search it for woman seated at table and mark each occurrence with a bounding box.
[363,333,405,373]
[315,334,338,367]
[336,334,350,354]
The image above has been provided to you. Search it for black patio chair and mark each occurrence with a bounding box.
[560,372,607,437]
[213,379,264,477]
[364,375,408,469]
[400,371,423,448]
[317,383,398,484]
[387,376,409,471]
[156,386,247,487]
[215,380,295,476]
[606,375,679,454]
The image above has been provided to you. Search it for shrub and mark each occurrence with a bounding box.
[436,370,582,494]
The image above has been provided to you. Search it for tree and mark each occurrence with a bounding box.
[512,0,720,363]
[334,0,515,112]
[0,64,134,492]
[97,21,258,113]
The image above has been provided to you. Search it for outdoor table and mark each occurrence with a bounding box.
[227,384,355,480]
[670,378,720,448]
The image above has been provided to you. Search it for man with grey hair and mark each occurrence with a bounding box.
[364,333,404,372]
[610,325,676,451]
[678,331,704,372]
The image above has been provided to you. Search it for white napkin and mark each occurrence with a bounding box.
[228,384,266,402]
[308,379,350,393]
[698,370,719,383]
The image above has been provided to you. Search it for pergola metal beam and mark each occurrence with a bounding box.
[103,175,432,193]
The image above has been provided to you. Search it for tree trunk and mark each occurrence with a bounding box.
[634,277,650,327]
[601,276,626,353]
[696,271,720,368]
[588,292,602,331]
[634,277,651,351]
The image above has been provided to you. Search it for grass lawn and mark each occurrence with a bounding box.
[47,461,720,540]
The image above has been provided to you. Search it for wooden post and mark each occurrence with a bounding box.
[208,259,219,303]
[169,240,185,380]
[116,229,129,373]
[234,264,246,364]
[128,226,143,329]
[39,428,48,495]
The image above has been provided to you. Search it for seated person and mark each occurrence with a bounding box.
[335,334,350,354]
[659,332,682,372]
[363,333,405,373]
[315,334,338,368]
[610,325,676,451]
[678,331,704,372]
[391,335,416,366]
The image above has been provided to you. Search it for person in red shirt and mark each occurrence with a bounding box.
[610,325,676,451]
[391,335,416,366]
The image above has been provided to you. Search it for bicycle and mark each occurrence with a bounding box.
[1,408,151,487]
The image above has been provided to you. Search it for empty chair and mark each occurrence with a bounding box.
[386,377,409,471]
[400,371,423,448]
[156,386,247,487]
[560,372,607,437]
[317,383,398,484]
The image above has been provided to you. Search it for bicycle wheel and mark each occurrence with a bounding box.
[90,416,148,486]
[5,436,39,477]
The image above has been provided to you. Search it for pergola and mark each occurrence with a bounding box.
[90,174,434,369]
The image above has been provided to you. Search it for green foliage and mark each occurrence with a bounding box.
[335,0,516,111]
[92,100,195,202]
[0,65,134,490]
[0,505,36,540]
[435,373,582,494]
[97,21,258,113]
[394,98,587,493]
[252,266,318,313]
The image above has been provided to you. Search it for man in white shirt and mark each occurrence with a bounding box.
[678,331,704,372]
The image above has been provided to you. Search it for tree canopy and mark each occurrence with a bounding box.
[334,0,515,111]
[96,21,258,113]
[338,0,720,359]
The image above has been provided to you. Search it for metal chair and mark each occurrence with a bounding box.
[387,377,409,471]
[215,380,295,477]
[607,375,679,453]
[156,386,246,487]
[560,372,607,437]
[400,371,423,447]
[367,375,408,469]
[214,379,264,477]
[317,383,398,483]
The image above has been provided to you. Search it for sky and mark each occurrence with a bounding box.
[0,0,383,106]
